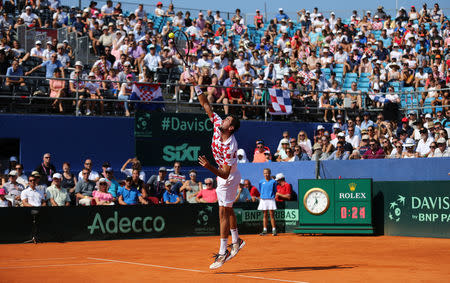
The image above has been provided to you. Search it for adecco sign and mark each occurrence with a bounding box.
[88,211,166,235]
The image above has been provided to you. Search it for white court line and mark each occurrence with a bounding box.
[0,257,79,262]
[0,262,113,269]
[88,257,309,283]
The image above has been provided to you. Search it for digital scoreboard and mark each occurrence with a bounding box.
[294,179,374,234]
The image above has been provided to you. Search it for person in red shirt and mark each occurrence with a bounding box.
[243,179,259,202]
[275,173,292,202]
[225,77,247,119]
[363,139,385,159]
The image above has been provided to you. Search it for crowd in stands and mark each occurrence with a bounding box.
[238,110,450,161]
[0,155,293,207]
[0,1,449,120]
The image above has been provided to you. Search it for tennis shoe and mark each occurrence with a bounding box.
[228,238,245,261]
[209,249,230,270]
[259,230,267,236]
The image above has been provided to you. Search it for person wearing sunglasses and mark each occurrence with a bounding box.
[34,153,56,186]
[327,141,350,160]
[21,176,45,207]
[362,140,385,159]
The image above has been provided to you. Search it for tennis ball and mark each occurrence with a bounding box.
[168,32,175,39]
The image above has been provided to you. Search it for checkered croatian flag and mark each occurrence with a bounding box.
[268,88,292,115]
[130,83,164,111]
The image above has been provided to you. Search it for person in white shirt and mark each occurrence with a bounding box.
[77,159,100,182]
[334,46,348,64]
[274,59,289,80]
[20,6,41,26]
[30,41,45,59]
[42,41,55,61]
[416,128,434,157]
[434,138,450,157]
[345,126,360,149]
[135,4,146,19]
[21,176,45,207]
[143,44,162,71]
[101,0,114,17]
[154,2,165,17]
[390,44,403,61]
[197,51,213,68]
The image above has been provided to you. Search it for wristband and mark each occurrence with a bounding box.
[194,85,203,95]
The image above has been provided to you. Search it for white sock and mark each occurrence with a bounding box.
[230,228,239,244]
[262,227,267,232]
[219,238,228,255]
[272,227,276,232]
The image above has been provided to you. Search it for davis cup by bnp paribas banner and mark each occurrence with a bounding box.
[374,181,450,238]
[135,111,214,166]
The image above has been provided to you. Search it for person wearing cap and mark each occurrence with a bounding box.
[20,6,41,26]
[374,6,387,20]
[101,167,119,198]
[117,176,147,205]
[234,179,252,203]
[154,1,164,17]
[92,178,115,205]
[434,138,450,157]
[236,148,249,163]
[46,173,70,206]
[358,134,371,156]
[3,170,26,206]
[275,173,292,202]
[0,188,12,207]
[75,168,97,205]
[143,43,162,72]
[72,13,87,36]
[41,40,56,61]
[275,138,290,162]
[162,181,180,204]
[402,140,419,158]
[146,167,168,203]
[28,39,45,60]
[258,168,277,236]
[21,175,46,207]
[274,7,289,24]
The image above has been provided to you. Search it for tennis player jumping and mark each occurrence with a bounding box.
[197,87,245,270]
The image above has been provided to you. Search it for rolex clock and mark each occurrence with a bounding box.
[303,188,330,215]
[295,179,374,234]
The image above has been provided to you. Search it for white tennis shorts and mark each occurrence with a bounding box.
[216,169,241,207]
[258,199,277,211]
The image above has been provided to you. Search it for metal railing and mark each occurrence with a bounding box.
[1,75,449,119]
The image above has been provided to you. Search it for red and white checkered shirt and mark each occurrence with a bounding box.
[211,113,238,168]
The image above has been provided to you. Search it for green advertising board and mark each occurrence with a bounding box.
[295,179,374,234]
[135,111,215,166]
[374,181,450,238]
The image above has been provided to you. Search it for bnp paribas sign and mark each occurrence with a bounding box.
[387,195,450,224]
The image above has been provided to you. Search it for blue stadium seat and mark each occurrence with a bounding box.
[360,72,370,78]
[346,73,358,78]
[422,97,434,114]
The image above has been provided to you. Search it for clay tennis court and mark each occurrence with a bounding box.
[1,234,449,282]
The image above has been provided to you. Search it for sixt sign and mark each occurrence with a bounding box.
[135,112,215,166]
[163,144,201,162]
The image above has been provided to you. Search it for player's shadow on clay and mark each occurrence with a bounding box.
[217,265,356,274]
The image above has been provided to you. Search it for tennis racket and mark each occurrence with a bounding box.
[172,30,203,95]
[173,30,190,68]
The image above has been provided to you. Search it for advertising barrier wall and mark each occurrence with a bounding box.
[135,112,215,166]
[0,202,298,244]
[373,181,450,238]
